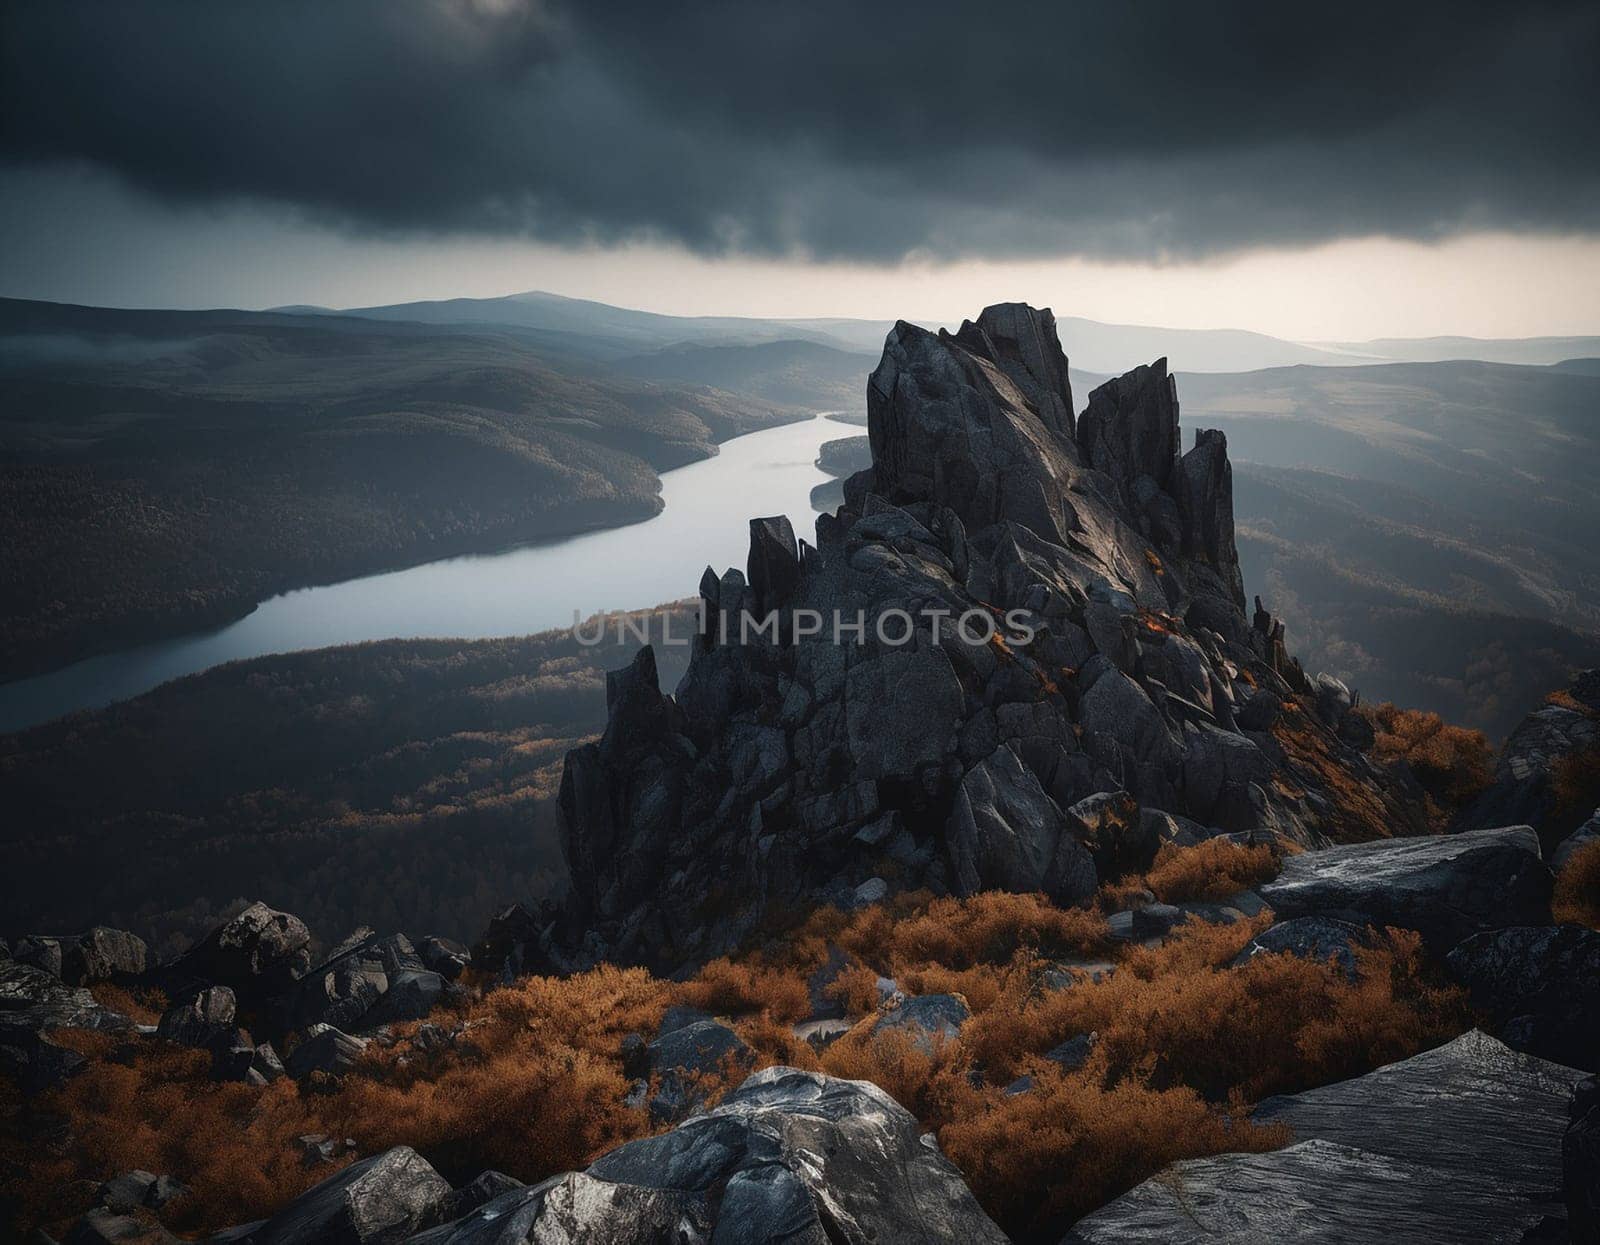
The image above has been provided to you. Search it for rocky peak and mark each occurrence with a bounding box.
[1076,357,1180,495]
[550,303,1423,973]
[948,301,1076,439]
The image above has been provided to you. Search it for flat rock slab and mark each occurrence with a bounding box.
[1256,825,1551,950]
[1254,1030,1582,1207]
[1063,1138,1552,1244]
[1066,1031,1583,1243]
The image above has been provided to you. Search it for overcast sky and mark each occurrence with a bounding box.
[3,0,1597,340]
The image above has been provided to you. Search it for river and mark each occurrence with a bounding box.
[0,413,850,732]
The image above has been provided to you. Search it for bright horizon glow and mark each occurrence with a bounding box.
[4,169,1600,343]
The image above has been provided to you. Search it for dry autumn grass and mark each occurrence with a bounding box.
[1362,703,1494,831]
[1,843,1471,1243]
[1554,837,1600,929]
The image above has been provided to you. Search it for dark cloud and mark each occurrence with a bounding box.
[2,0,1596,262]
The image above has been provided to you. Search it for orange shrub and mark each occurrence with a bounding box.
[676,957,812,1024]
[1552,747,1600,823]
[1363,703,1494,829]
[1554,838,1600,929]
[938,1067,1288,1239]
[2,880,1470,1243]
[1144,839,1279,903]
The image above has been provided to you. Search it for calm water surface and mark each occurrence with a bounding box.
[0,413,846,732]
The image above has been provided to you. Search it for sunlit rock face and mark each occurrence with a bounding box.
[552,303,1424,973]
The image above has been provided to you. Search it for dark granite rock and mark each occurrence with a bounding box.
[414,1069,1007,1241]
[1065,1138,1552,1245]
[165,902,312,1005]
[285,1024,369,1080]
[1258,825,1552,950]
[1233,915,1367,978]
[1448,925,1600,1071]
[1071,1031,1584,1244]
[0,960,130,1092]
[288,933,437,1033]
[645,1018,753,1123]
[63,1209,179,1245]
[587,1067,1006,1243]
[437,1171,525,1226]
[156,986,236,1049]
[1131,902,1186,939]
[1457,670,1600,852]
[1569,1076,1600,1244]
[873,993,970,1054]
[1044,1031,1098,1072]
[416,937,470,983]
[548,303,1428,974]
[237,1146,449,1244]
[65,928,148,985]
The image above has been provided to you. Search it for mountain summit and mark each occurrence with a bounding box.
[550,304,1421,972]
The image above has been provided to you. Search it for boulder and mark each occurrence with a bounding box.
[645,1019,753,1123]
[285,1024,369,1080]
[1071,1031,1584,1244]
[165,903,312,1004]
[62,1209,179,1245]
[156,986,236,1049]
[1232,915,1368,978]
[239,1146,449,1244]
[437,1171,524,1225]
[1131,903,1186,939]
[873,993,970,1054]
[0,960,130,1092]
[1067,791,1159,880]
[65,928,148,985]
[1044,1032,1097,1072]
[1257,825,1552,950]
[416,937,470,983]
[415,1067,1006,1243]
[1065,1139,1554,1245]
[1448,926,1600,1071]
[289,933,436,1033]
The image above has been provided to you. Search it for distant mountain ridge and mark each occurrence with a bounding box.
[276,288,1600,374]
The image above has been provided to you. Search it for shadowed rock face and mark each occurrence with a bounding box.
[554,303,1425,972]
[1456,668,1600,854]
[1449,925,1600,1071]
[1069,1032,1585,1244]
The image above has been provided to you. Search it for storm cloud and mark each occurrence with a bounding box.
[3,0,1596,263]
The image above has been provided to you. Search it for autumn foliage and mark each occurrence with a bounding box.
[4,856,1470,1244]
[1362,703,1494,830]
[1554,838,1600,929]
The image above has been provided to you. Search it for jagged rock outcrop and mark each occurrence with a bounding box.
[1069,1031,1584,1243]
[553,303,1426,972]
[1257,824,1552,951]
